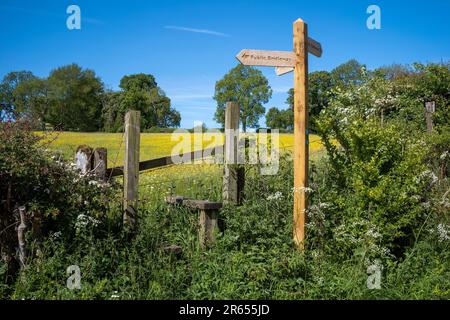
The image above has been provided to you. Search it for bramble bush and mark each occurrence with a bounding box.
[0,120,120,293]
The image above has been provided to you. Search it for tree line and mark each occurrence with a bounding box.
[264,59,441,132]
[1,60,448,132]
[0,64,181,132]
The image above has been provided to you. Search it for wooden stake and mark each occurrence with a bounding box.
[199,208,219,249]
[75,145,93,174]
[17,206,27,268]
[425,111,433,133]
[293,18,309,249]
[223,101,244,205]
[93,148,108,181]
[123,110,140,231]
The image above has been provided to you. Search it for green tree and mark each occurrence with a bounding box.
[373,63,412,80]
[13,77,49,128]
[119,73,157,91]
[102,74,180,131]
[0,71,36,119]
[46,64,104,131]
[214,64,272,132]
[331,59,366,86]
[266,107,293,131]
[286,70,334,131]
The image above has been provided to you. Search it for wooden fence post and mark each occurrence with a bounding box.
[424,101,435,133]
[223,101,244,205]
[199,208,219,249]
[93,148,108,181]
[75,145,93,174]
[17,206,27,268]
[123,110,140,231]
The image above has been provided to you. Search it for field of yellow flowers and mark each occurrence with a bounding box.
[41,132,324,167]
[40,132,325,201]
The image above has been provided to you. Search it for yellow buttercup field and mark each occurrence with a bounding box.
[39,132,325,168]
[38,131,325,202]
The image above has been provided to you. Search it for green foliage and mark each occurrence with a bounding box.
[119,73,157,91]
[265,107,293,131]
[1,68,182,132]
[6,154,448,300]
[102,74,181,132]
[214,64,272,131]
[1,60,449,300]
[46,64,104,131]
[330,59,366,86]
[313,62,449,261]
[0,71,36,118]
[0,121,119,290]
[285,61,364,132]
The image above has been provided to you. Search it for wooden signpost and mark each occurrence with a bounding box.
[236,18,322,249]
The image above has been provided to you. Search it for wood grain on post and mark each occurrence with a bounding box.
[199,209,219,249]
[123,110,140,231]
[293,18,309,249]
[75,145,93,174]
[223,101,244,205]
[425,112,433,133]
[93,148,108,181]
[17,206,27,268]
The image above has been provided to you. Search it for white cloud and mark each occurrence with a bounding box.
[164,25,230,37]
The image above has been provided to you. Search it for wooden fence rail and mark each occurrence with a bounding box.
[106,145,224,178]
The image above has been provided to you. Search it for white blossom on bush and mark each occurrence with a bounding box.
[75,214,100,231]
[266,191,283,201]
[436,223,450,242]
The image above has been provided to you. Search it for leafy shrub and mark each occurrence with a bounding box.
[0,120,119,288]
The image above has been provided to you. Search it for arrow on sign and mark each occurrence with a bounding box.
[236,50,297,67]
[275,66,294,76]
[237,38,322,76]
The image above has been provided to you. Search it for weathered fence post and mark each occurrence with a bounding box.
[93,148,108,181]
[223,101,244,205]
[123,110,140,231]
[199,208,219,249]
[17,206,27,268]
[75,145,93,174]
[425,101,435,133]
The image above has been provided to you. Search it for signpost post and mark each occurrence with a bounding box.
[236,18,322,249]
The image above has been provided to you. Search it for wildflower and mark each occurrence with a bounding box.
[319,202,332,209]
[437,223,450,242]
[51,231,62,240]
[89,180,100,187]
[291,187,314,194]
[266,191,283,201]
[415,170,438,186]
[75,214,100,230]
[366,227,382,239]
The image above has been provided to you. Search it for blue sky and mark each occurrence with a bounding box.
[1,0,449,128]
